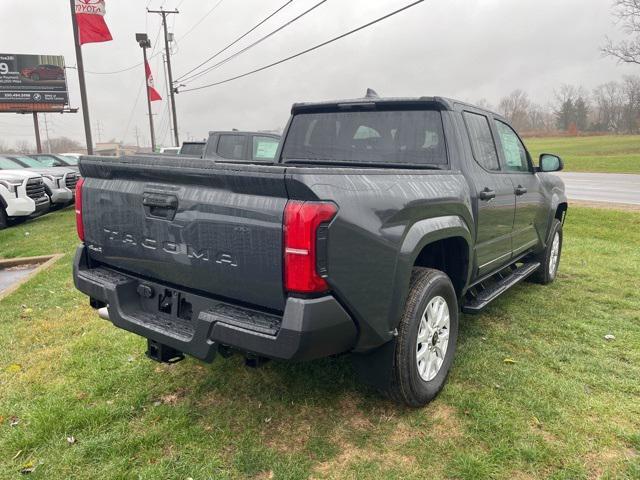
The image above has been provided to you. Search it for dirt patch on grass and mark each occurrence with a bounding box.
[261,406,315,454]
[584,447,636,479]
[311,439,417,480]
[422,402,465,443]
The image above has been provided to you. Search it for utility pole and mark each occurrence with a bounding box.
[162,52,174,144]
[43,113,52,153]
[95,120,103,143]
[134,126,141,149]
[136,33,157,152]
[69,0,94,154]
[148,8,180,147]
[32,113,42,154]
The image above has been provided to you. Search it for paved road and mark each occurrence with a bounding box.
[554,172,640,205]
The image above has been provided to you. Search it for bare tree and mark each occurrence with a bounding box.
[14,140,35,154]
[603,0,640,64]
[592,82,625,131]
[498,90,531,131]
[44,137,83,154]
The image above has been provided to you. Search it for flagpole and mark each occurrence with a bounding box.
[138,35,156,152]
[69,0,94,155]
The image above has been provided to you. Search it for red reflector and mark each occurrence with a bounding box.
[75,177,85,242]
[284,201,337,293]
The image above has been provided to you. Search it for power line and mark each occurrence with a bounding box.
[176,0,225,43]
[179,0,424,93]
[175,0,293,82]
[179,0,328,85]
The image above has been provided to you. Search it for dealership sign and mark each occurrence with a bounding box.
[0,53,69,112]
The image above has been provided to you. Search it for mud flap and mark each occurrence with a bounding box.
[351,338,397,391]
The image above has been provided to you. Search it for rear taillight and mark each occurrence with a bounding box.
[284,201,337,294]
[75,177,85,242]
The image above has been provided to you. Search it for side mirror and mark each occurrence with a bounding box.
[539,154,563,172]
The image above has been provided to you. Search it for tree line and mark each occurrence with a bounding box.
[485,75,640,135]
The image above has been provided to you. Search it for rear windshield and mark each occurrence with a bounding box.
[282,109,447,166]
[180,143,205,156]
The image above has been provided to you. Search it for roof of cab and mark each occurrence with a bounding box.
[291,91,500,118]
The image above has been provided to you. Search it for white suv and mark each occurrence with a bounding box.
[0,171,49,229]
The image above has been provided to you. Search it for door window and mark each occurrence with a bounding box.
[495,121,530,172]
[463,112,500,171]
[217,135,247,160]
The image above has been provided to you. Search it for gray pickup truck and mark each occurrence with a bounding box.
[73,95,567,406]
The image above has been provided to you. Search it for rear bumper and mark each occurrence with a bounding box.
[73,246,357,362]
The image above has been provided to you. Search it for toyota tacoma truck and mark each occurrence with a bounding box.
[73,95,567,407]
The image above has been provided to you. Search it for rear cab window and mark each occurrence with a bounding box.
[281,108,448,167]
[463,112,500,171]
[217,134,247,160]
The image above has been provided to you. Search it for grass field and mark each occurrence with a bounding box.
[0,207,639,479]
[524,135,640,174]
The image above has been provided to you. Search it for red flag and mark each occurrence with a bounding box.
[75,0,112,45]
[145,61,162,102]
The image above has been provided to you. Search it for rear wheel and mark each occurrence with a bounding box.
[0,208,8,230]
[531,219,563,285]
[388,268,459,407]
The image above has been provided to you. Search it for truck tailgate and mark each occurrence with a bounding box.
[80,156,288,311]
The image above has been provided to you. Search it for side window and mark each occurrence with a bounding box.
[495,121,530,172]
[463,112,500,171]
[217,135,247,160]
[252,136,279,161]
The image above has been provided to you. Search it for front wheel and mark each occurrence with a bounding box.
[388,268,459,407]
[531,219,563,285]
[0,208,8,230]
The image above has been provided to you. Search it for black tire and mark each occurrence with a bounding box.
[388,268,459,407]
[31,73,40,81]
[531,219,563,285]
[0,208,7,230]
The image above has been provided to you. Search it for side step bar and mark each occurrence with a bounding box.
[462,262,540,314]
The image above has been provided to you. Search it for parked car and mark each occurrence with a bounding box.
[202,131,281,162]
[28,154,80,173]
[73,94,567,407]
[0,154,78,207]
[20,64,65,81]
[0,162,49,229]
[178,141,206,157]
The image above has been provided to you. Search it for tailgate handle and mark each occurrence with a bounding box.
[143,193,178,220]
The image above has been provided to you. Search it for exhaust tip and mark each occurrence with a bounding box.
[98,307,110,320]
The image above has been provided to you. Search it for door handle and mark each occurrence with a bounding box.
[514,185,528,196]
[479,188,496,201]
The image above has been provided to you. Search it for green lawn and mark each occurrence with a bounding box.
[525,135,640,174]
[0,207,639,479]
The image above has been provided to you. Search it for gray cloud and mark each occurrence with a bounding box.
[0,0,636,149]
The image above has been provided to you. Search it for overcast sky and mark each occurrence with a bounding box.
[0,0,637,149]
